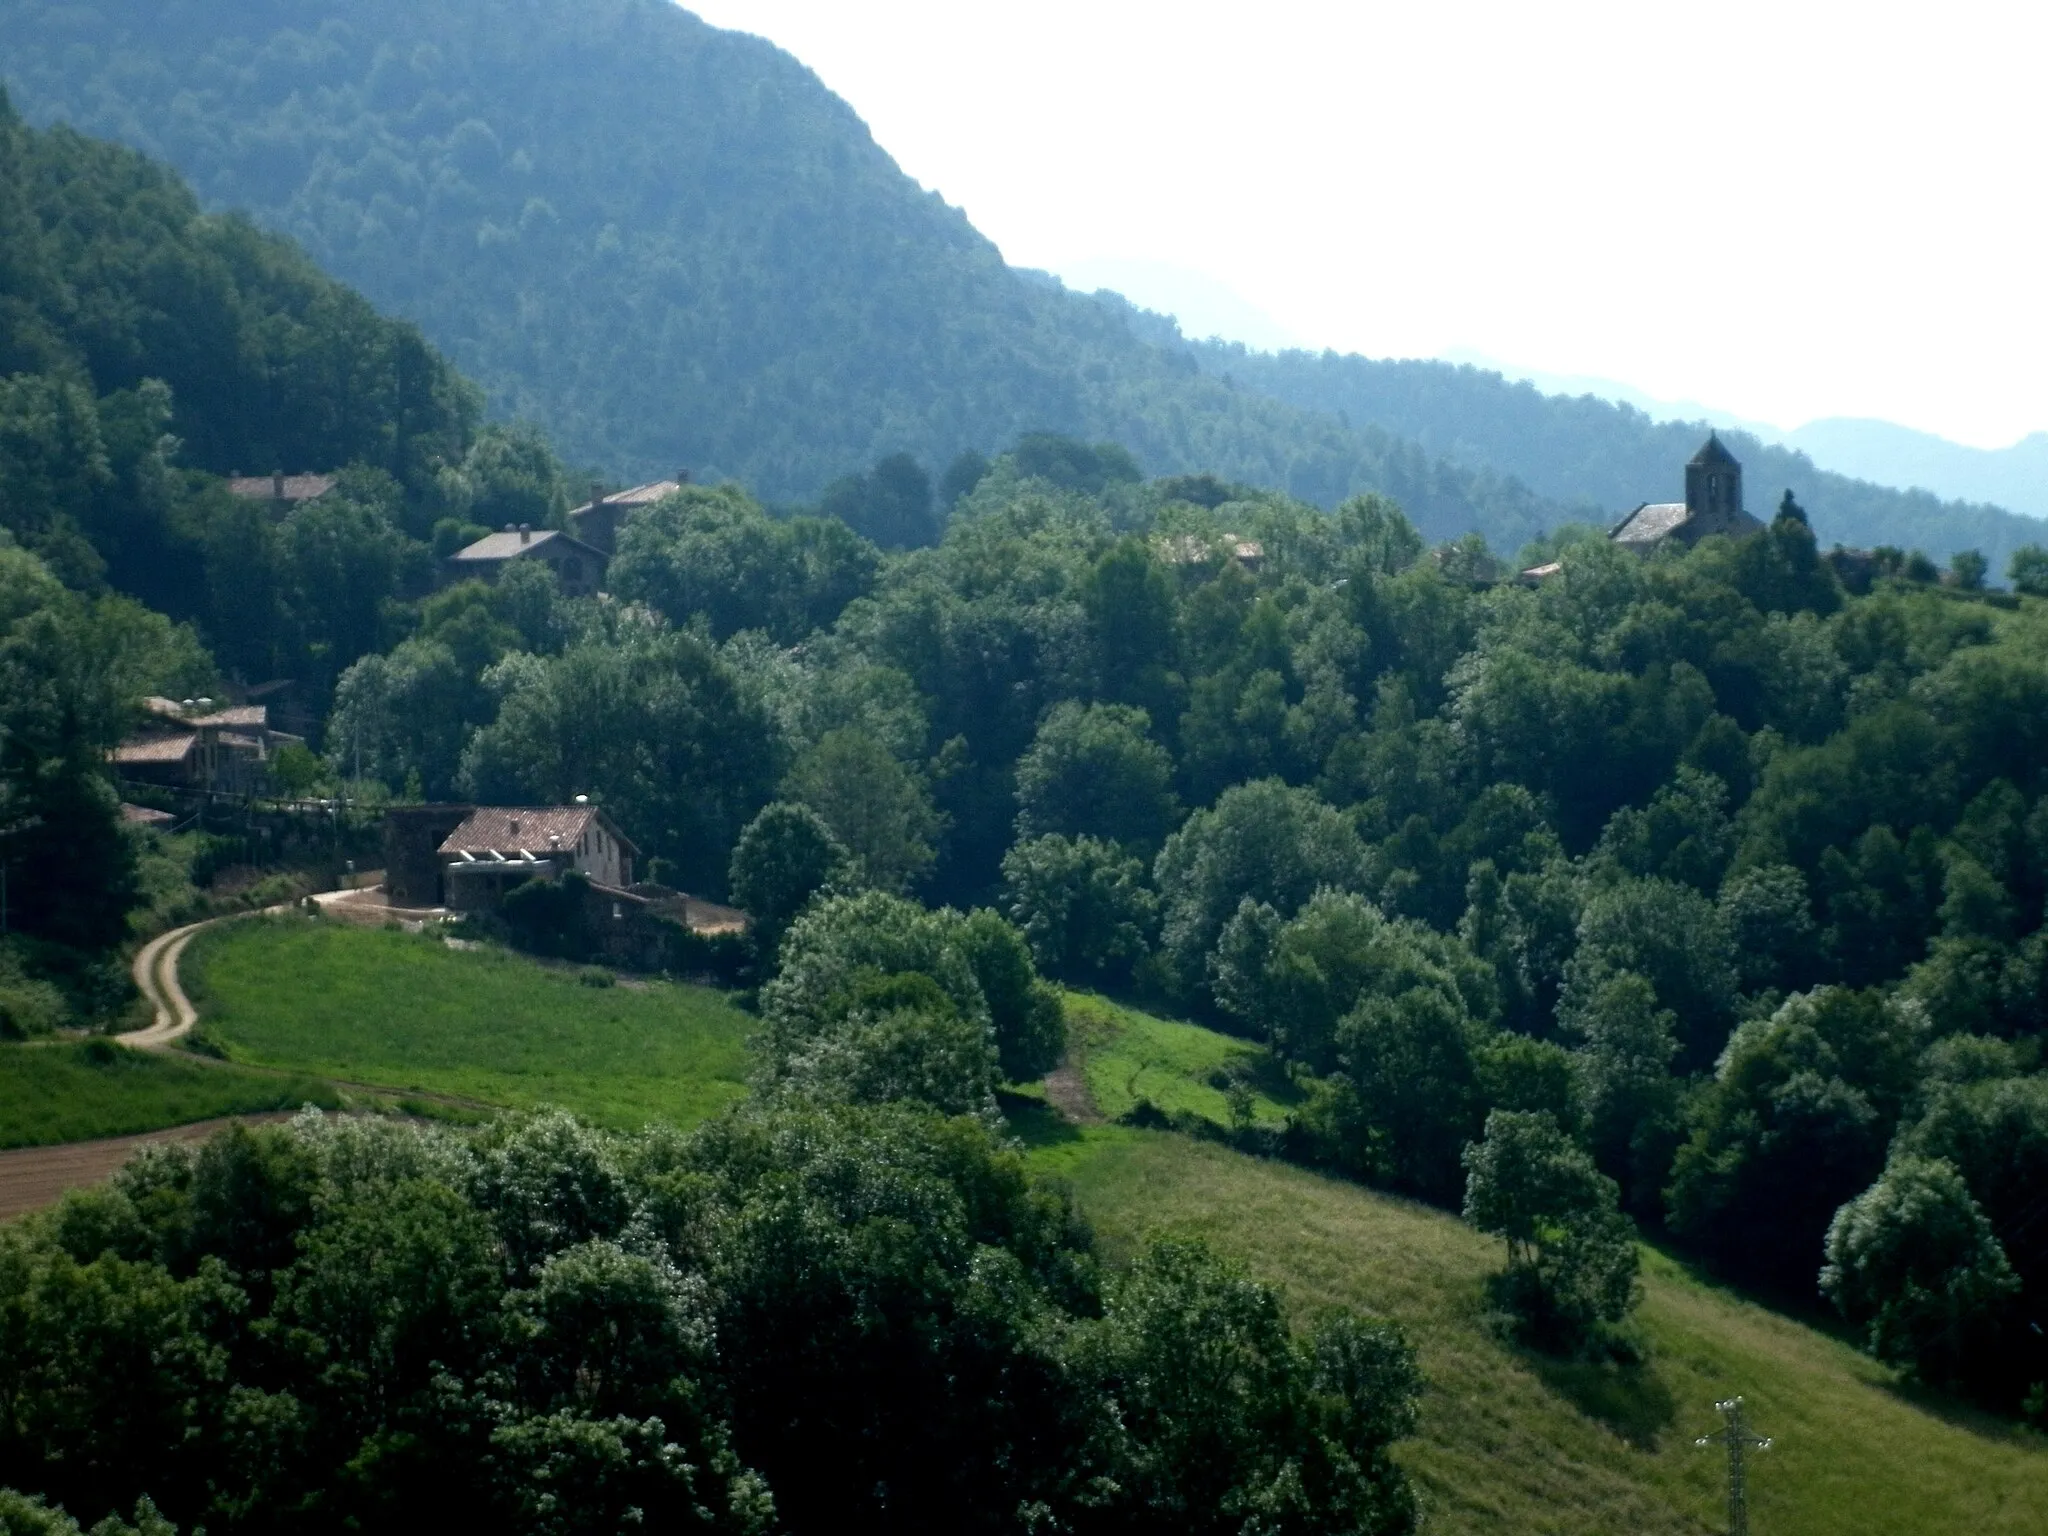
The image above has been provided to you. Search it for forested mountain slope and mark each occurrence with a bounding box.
[0,0,1558,547]
[0,85,578,700]
[1191,343,2047,571]
[1,0,2026,561]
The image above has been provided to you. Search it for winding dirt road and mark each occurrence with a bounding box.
[123,917,213,1049]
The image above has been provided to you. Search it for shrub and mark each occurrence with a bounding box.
[1821,1156,2019,1392]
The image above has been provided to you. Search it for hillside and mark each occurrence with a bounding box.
[1189,342,2048,571]
[0,0,1558,548]
[1039,1127,2048,1536]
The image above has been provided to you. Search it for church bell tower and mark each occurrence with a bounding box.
[1685,433,1743,530]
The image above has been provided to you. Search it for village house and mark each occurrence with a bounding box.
[110,696,304,796]
[444,523,609,596]
[567,475,688,557]
[379,800,741,968]
[415,802,639,912]
[226,472,337,518]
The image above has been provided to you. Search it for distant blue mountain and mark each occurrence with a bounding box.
[1787,420,2048,521]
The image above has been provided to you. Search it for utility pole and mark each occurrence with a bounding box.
[1696,1396,1772,1536]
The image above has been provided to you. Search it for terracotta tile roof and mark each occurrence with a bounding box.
[227,474,336,503]
[450,528,604,563]
[439,805,639,858]
[1610,502,1692,547]
[111,734,198,765]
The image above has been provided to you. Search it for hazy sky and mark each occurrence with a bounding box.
[685,1,2046,448]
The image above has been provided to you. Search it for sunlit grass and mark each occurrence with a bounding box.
[1026,1127,2047,1536]
[1063,990,1298,1128]
[187,915,752,1130]
[0,1040,337,1148]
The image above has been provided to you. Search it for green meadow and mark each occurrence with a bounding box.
[185,916,752,1130]
[0,1040,337,1149]
[1063,990,1299,1127]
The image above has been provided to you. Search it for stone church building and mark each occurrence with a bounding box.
[1609,434,1765,551]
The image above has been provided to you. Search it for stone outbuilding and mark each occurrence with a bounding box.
[1609,434,1764,552]
[226,472,337,518]
[445,525,608,596]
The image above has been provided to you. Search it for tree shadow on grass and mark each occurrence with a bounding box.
[1877,1375,2044,1445]
[999,1091,1080,1150]
[1526,1352,1679,1451]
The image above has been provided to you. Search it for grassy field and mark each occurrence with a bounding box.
[1020,1124,2047,1536]
[1063,991,1299,1128]
[186,916,752,1130]
[0,1040,338,1148]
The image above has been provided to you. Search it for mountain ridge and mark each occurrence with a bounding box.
[1,0,2037,566]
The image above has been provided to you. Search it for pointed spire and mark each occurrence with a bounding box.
[1690,431,1739,468]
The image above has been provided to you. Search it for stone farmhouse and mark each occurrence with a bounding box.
[382,802,637,911]
[444,524,609,596]
[379,801,742,968]
[568,475,688,557]
[110,696,304,796]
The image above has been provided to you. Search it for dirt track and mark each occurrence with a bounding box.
[123,918,212,1048]
[0,1114,294,1222]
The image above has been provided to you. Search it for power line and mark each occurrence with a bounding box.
[1695,1396,1772,1536]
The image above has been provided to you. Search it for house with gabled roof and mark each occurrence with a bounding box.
[436,802,638,911]
[568,475,688,556]
[445,524,608,596]
[109,697,304,796]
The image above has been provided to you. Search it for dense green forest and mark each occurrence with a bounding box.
[1189,342,2048,575]
[0,1102,1424,1536]
[321,419,2048,1417]
[1,0,2033,567]
[0,85,583,701]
